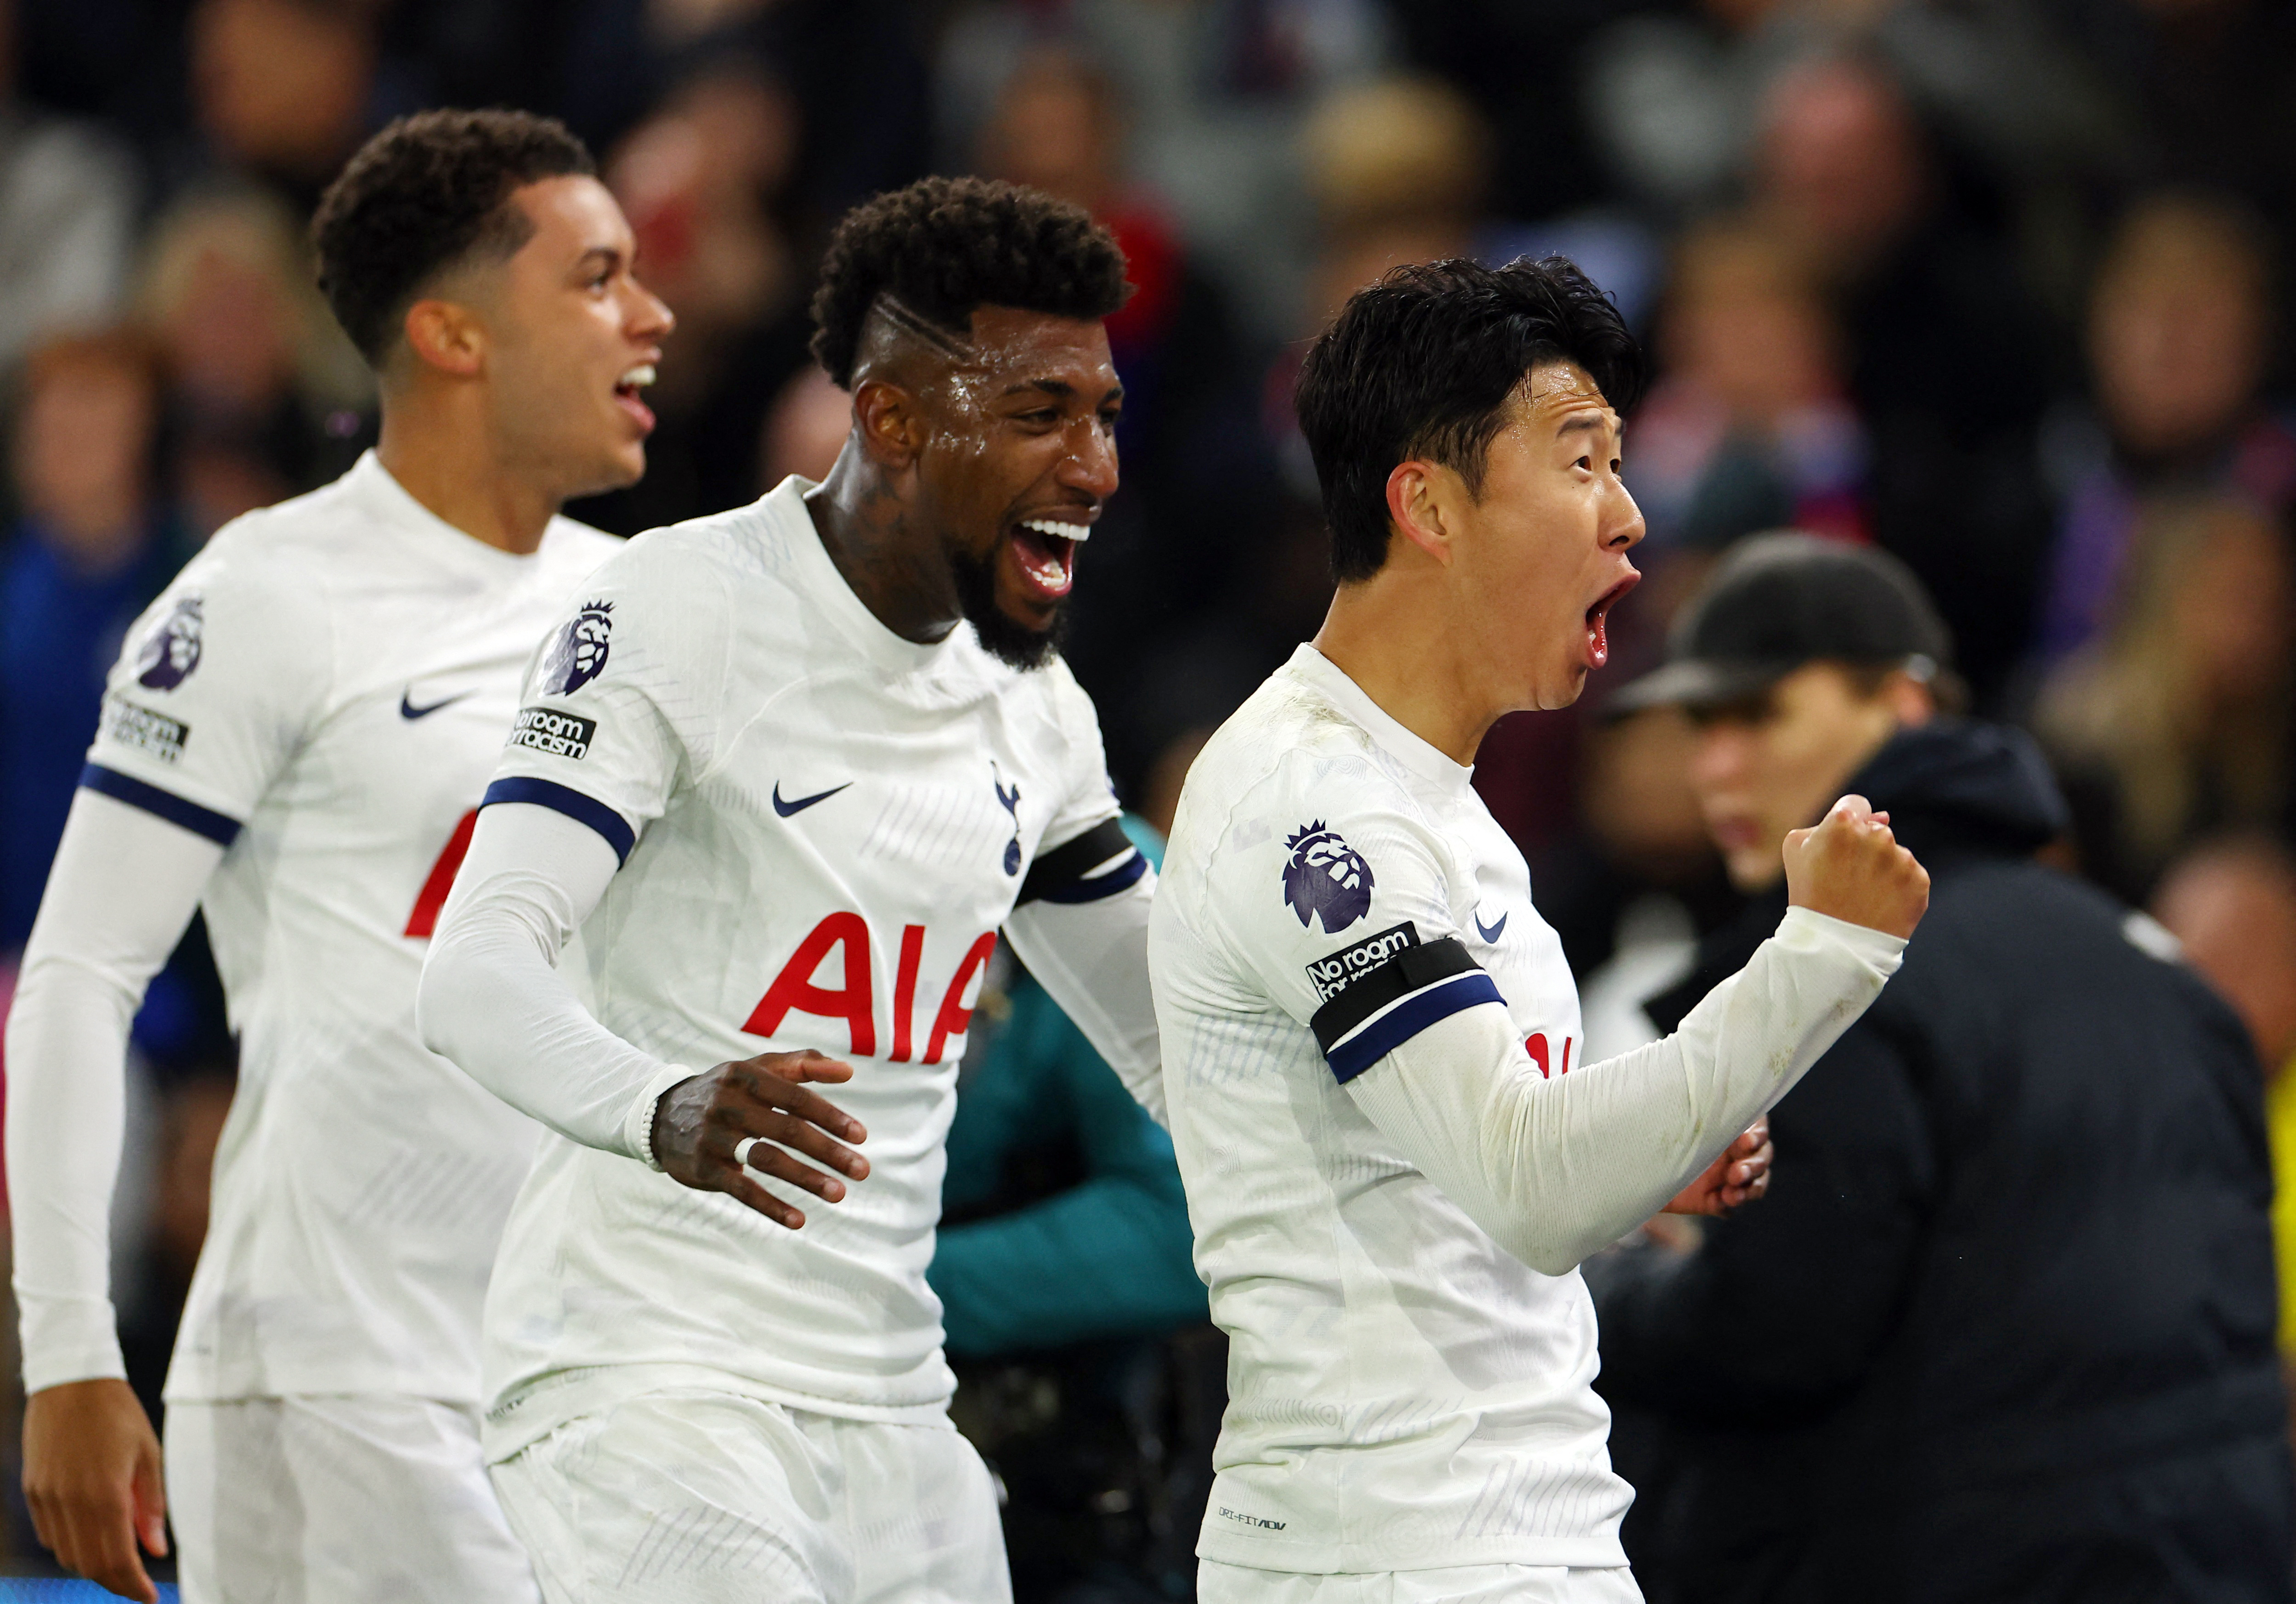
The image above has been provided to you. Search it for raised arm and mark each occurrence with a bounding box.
[1342,796,1926,1276]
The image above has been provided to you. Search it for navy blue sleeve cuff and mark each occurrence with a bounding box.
[481,777,637,865]
[79,763,242,847]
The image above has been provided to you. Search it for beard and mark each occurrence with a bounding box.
[949,540,1066,671]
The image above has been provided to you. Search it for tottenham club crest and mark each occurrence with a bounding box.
[542,600,613,695]
[1284,821,1374,934]
[134,595,204,690]
[993,765,1024,875]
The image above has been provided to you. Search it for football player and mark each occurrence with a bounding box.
[418,177,1160,1603]
[9,110,672,1602]
[1148,257,1930,1603]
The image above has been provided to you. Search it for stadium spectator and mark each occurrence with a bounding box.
[186,0,379,207]
[1627,216,1869,553]
[0,0,137,374]
[135,189,371,538]
[755,362,848,489]
[2153,837,2296,1390]
[2033,494,2293,901]
[1752,51,2058,703]
[1590,533,2291,1602]
[0,330,185,952]
[2038,193,2293,660]
[2047,0,2296,324]
[579,54,809,533]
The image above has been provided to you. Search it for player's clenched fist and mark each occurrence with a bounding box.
[650,1050,870,1229]
[1783,793,1930,940]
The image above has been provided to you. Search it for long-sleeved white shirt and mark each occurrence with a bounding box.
[1149,643,1903,1574]
[5,453,617,1400]
[417,478,1164,1462]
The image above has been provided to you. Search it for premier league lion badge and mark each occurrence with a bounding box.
[1284,821,1374,933]
[542,600,614,695]
[134,595,204,690]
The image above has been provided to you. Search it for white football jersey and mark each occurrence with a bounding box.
[79,451,619,1403]
[474,477,1144,1459]
[1150,645,1633,1573]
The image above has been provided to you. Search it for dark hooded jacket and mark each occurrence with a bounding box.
[1589,719,2294,1604]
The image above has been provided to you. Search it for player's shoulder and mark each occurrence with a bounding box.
[194,473,363,580]
[575,484,816,609]
[537,514,626,580]
[1184,657,1420,833]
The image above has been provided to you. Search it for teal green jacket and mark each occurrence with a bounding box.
[929,824,1205,1355]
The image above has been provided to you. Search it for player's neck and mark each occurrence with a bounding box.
[803,457,963,646]
[1314,582,1500,767]
[376,396,558,557]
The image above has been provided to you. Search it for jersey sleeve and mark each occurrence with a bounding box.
[1012,661,1140,906]
[482,538,731,864]
[79,535,331,844]
[1207,754,1500,1085]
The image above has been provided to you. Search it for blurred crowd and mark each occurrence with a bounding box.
[3,0,2296,1593]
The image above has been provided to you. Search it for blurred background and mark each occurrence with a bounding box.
[0,0,2293,1595]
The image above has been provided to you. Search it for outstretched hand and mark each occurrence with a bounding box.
[650,1050,870,1229]
[1784,793,1930,940]
[23,1377,167,1604]
[1663,1118,1772,1217]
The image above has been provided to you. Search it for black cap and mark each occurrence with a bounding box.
[1609,531,1954,714]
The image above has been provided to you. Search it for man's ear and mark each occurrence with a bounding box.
[402,297,485,380]
[852,376,926,472]
[1384,459,1458,566]
[1883,669,1938,728]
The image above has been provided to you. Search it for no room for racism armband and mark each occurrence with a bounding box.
[1306,932,1503,1084]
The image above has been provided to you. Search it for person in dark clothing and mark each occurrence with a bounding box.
[1593,532,2294,1604]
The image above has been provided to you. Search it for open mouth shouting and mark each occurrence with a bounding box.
[614,363,658,433]
[1583,573,1639,670]
[1006,514,1093,607]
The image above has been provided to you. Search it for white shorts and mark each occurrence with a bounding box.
[166,1394,541,1604]
[1199,1560,1644,1604]
[489,1388,1010,1604]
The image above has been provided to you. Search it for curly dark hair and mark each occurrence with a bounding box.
[1295,256,1647,584]
[808,176,1130,388]
[312,109,595,366]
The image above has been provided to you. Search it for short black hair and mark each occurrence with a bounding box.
[312,108,596,366]
[809,176,1129,388]
[1295,256,1646,583]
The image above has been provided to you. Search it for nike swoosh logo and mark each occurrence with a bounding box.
[773,781,851,817]
[1475,910,1508,944]
[400,690,474,720]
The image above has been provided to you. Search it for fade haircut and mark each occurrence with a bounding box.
[311,109,596,366]
[809,176,1129,389]
[1295,256,1646,583]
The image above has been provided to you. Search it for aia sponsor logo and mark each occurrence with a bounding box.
[743,914,1000,1065]
[1525,1032,1574,1079]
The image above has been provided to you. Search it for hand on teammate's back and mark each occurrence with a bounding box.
[23,1376,167,1604]
[1784,794,1931,940]
[650,1050,871,1229]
